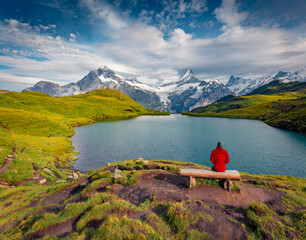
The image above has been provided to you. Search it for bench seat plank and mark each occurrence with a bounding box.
[180,169,241,180]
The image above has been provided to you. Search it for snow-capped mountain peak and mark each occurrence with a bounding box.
[179,69,194,81]
[208,79,221,85]
[226,69,306,95]
[176,69,201,85]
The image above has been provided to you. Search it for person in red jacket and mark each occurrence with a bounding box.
[210,142,229,172]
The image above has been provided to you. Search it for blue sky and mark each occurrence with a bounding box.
[0,0,306,91]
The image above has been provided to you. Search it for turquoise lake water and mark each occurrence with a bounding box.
[72,115,306,178]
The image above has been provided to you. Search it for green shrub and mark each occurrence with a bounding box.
[246,202,286,239]
[119,164,132,171]
[91,171,111,181]
[92,215,161,240]
[165,202,190,233]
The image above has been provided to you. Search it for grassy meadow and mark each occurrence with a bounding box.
[183,90,306,132]
[0,89,166,185]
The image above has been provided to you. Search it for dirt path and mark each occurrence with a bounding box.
[0,145,17,175]
[116,171,283,209]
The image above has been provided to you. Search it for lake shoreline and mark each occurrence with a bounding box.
[182,111,306,134]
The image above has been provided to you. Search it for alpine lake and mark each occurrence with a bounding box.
[72,114,306,178]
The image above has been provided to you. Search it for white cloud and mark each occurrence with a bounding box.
[36,24,56,31]
[0,0,306,91]
[190,0,208,13]
[214,0,247,30]
[80,0,127,29]
[0,19,127,87]
[69,33,76,42]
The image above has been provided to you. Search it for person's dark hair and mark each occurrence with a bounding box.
[217,141,223,148]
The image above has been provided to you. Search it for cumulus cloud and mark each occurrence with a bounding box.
[80,0,127,29]
[0,19,123,87]
[190,0,208,13]
[214,0,247,30]
[69,33,76,42]
[95,12,306,82]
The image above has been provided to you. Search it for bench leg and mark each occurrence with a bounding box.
[224,179,233,192]
[189,176,196,188]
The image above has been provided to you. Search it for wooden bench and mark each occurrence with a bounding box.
[180,169,241,191]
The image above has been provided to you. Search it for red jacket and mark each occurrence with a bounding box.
[210,147,229,172]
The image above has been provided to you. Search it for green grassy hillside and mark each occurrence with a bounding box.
[246,80,306,96]
[0,89,166,185]
[183,89,306,133]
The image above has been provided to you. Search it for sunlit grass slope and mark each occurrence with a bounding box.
[183,89,306,133]
[0,89,164,184]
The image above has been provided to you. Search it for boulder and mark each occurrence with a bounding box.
[39,178,46,184]
[111,173,123,179]
[43,168,52,173]
[72,172,79,179]
[114,168,122,173]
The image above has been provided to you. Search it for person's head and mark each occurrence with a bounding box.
[217,141,223,148]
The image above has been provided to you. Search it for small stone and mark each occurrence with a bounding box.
[39,178,46,184]
[43,168,52,173]
[72,172,79,179]
[106,163,110,166]
[111,173,123,179]
[143,160,149,164]
[114,168,122,173]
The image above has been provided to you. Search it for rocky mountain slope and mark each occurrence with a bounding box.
[226,69,306,95]
[23,67,234,113]
[157,70,234,112]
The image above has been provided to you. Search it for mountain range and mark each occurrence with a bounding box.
[226,69,306,95]
[23,67,306,113]
[23,67,233,113]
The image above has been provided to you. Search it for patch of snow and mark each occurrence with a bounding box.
[99,75,118,84]
[125,79,157,93]
[173,82,200,95]
[227,81,251,94]
[189,86,204,99]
